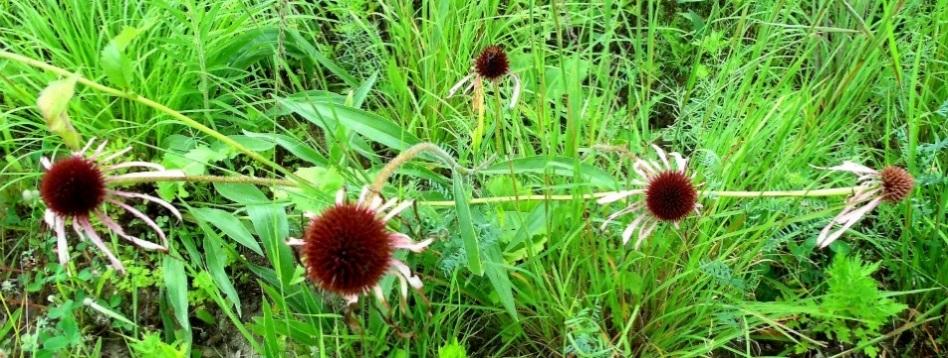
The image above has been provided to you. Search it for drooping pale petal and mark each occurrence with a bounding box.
[106,169,187,184]
[100,146,133,163]
[376,198,398,215]
[635,159,659,178]
[109,199,168,247]
[448,74,474,98]
[108,190,182,220]
[621,216,647,245]
[817,197,883,248]
[508,73,522,109]
[335,189,346,205]
[367,195,384,211]
[652,144,670,169]
[53,215,69,266]
[95,210,165,251]
[357,187,369,206]
[826,161,877,175]
[44,209,56,228]
[372,285,387,305]
[633,220,659,250]
[286,238,305,246]
[78,137,97,155]
[390,233,433,253]
[670,152,688,173]
[596,190,643,205]
[41,156,52,170]
[91,140,109,159]
[75,217,126,273]
[390,259,423,289]
[105,161,166,172]
[383,200,413,223]
[600,203,642,230]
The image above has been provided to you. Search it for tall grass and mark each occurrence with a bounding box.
[1,0,945,356]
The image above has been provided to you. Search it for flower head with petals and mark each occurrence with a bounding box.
[448,45,522,109]
[598,145,701,249]
[816,162,914,248]
[39,138,183,273]
[289,187,432,306]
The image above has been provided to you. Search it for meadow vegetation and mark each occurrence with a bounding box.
[0,0,946,356]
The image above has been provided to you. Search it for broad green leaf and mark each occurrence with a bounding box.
[81,297,137,327]
[453,175,482,275]
[481,156,617,187]
[190,207,262,255]
[484,246,518,321]
[242,130,327,165]
[229,135,276,152]
[163,256,190,331]
[248,204,295,285]
[213,182,269,205]
[277,97,419,151]
[36,76,81,149]
[209,27,356,86]
[201,229,242,315]
[351,71,378,108]
[100,26,143,88]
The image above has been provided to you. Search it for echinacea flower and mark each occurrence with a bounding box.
[40,138,182,273]
[448,45,522,109]
[816,162,914,248]
[288,187,432,306]
[597,145,701,249]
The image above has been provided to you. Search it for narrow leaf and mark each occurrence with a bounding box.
[163,256,190,331]
[453,175,482,275]
[191,207,263,256]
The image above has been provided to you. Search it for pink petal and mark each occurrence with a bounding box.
[818,197,883,248]
[335,188,346,205]
[596,190,643,205]
[634,220,659,250]
[75,217,126,273]
[109,190,182,220]
[109,199,168,247]
[383,200,413,223]
[622,215,647,245]
[95,210,165,251]
[652,145,670,169]
[54,215,69,266]
[100,146,133,163]
[105,161,166,172]
[508,73,521,109]
[600,203,642,230]
[448,74,474,98]
[390,233,433,253]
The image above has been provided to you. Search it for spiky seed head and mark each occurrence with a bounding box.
[645,171,698,221]
[474,45,510,81]
[879,166,913,202]
[40,156,106,217]
[302,204,393,296]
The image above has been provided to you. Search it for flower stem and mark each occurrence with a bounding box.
[0,50,314,188]
[368,142,469,197]
[109,173,296,187]
[417,187,861,207]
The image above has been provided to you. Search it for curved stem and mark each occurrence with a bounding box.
[0,50,314,189]
[368,142,469,197]
[108,173,296,187]
[418,187,862,207]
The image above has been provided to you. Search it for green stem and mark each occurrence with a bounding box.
[417,187,861,207]
[368,142,469,197]
[0,50,314,188]
[104,168,862,207]
[108,174,296,187]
